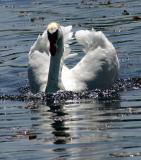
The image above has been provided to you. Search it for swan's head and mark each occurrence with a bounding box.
[47,22,62,56]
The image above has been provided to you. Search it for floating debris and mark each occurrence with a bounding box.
[132,16,141,21]
[30,16,45,22]
[18,11,28,17]
[29,134,37,140]
[107,0,111,5]
[32,1,43,5]
[110,151,141,157]
[122,10,130,15]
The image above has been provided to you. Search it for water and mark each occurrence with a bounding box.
[0,0,141,159]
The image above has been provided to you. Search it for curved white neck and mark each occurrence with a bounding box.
[45,39,64,93]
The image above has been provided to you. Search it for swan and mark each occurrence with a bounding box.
[28,22,120,93]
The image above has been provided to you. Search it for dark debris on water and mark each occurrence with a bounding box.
[110,151,141,157]
[0,78,141,104]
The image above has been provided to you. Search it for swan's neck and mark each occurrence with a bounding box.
[45,38,64,93]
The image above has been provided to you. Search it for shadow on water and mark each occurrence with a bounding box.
[48,104,71,145]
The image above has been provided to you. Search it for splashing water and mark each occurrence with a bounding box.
[0,78,141,105]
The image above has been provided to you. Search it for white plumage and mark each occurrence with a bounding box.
[28,22,120,93]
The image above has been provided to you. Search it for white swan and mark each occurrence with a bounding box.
[28,22,120,93]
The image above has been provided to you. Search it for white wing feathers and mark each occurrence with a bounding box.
[64,29,119,91]
[75,29,115,53]
[29,30,49,55]
[61,25,73,59]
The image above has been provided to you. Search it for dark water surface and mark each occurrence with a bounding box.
[0,0,141,159]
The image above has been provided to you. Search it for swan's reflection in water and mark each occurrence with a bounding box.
[2,96,141,159]
[49,105,71,145]
[30,99,121,159]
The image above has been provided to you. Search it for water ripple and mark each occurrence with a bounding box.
[0,0,141,159]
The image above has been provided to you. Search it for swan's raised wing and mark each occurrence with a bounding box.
[61,25,73,59]
[28,29,50,93]
[62,29,119,91]
[28,25,73,93]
